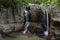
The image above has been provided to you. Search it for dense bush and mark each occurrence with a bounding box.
[0,0,59,8]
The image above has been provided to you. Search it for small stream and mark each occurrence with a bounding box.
[23,8,30,34]
[44,9,49,37]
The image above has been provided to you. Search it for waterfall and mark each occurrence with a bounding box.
[23,9,30,34]
[44,9,49,37]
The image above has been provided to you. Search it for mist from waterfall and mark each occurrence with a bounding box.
[44,9,49,37]
[23,9,30,34]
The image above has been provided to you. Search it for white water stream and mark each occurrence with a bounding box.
[23,9,30,34]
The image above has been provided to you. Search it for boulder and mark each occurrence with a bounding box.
[29,4,45,22]
[0,23,24,33]
[28,22,44,36]
[0,24,15,33]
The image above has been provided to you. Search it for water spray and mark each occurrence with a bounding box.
[44,9,49,37]
[22,9,30,34]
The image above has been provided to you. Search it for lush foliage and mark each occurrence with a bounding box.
[24,0,58,4]
[0,0,17,7]
[0,0,59,7]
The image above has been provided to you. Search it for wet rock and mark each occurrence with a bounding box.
[28,22,44,37]
[29,4,45,22]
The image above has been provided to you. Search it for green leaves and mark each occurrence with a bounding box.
[0,0,59,8]
[35,0,58,4]
[22,0,58,5]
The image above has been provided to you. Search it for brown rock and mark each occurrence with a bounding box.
[28,22,44,36]
[14,23,24,31]
[29,4,45,22]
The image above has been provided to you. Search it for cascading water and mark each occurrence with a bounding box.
[44,9,49,37]
[23,9,30,34]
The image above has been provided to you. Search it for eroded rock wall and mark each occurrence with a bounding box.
[0,5,24,33]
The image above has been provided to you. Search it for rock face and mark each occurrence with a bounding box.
[50,5,60,40]
[0,23,24,33]
[0,4,45,33]
[0,5,24,33]
[29,4,45,23]
[0,24,15,33]
[25,4,45,37]
[52,8,60,22]
[0,4,46,37]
